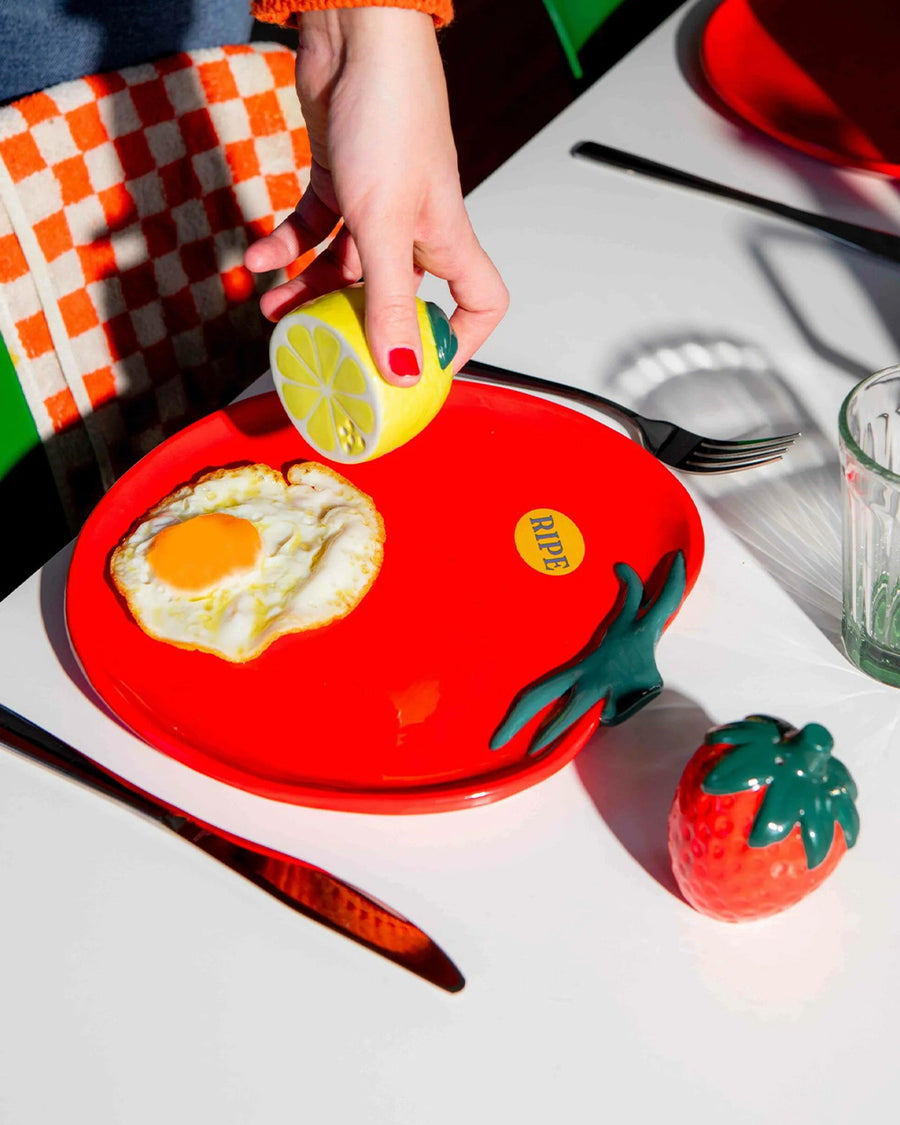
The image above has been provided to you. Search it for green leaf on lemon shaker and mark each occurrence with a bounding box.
[425,301,458,370]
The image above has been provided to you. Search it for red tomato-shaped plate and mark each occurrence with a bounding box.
[66,382,703,813]
[701,0,900,176]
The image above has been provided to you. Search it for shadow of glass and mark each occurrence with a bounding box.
[575,687,712,899]
[605,332,845,648]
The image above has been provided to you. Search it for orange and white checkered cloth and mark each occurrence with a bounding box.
[0,43,311,530]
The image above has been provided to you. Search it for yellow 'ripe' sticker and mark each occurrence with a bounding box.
[514,509,586,576]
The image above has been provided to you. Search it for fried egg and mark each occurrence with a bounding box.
[110,462,384,662]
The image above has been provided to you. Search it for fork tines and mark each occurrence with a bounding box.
[684,433,800,472]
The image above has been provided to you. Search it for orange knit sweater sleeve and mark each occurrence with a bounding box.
[250,1,454,29]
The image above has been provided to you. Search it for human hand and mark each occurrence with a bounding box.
[243,7,508,387]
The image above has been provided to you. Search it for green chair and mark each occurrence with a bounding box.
[541,0,629,80]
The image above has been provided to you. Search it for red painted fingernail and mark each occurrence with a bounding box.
[389,348,420,377]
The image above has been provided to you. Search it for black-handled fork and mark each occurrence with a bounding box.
[459,359,798,473]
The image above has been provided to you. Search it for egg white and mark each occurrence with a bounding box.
[110,462,385,662]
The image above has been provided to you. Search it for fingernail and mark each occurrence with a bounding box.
[389,348,420,377]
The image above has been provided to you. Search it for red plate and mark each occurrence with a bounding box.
[701,0,900,176]
[65,383,703,814]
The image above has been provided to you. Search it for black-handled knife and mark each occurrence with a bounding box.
[572,139,900,265]
[0,701,464,993]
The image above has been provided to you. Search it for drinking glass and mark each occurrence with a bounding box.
[840,364,900,685]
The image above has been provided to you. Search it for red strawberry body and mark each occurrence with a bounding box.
[668,716,858,922]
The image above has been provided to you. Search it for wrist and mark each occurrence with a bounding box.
[300,6,435,52]
[297,7,438,101]
[296,9,347,59]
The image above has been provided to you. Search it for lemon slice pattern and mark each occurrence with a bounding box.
[270,286,456,464]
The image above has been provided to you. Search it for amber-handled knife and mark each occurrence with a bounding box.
[0,700,464,993]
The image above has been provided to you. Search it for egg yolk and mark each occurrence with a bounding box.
[147,513,262,591]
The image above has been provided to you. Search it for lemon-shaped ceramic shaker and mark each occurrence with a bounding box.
[269,284,458,463]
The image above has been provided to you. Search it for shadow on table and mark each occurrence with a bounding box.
[39,548,149,742]
[575,687,711,900]
[37,544,119,717]
[604,332,845,650]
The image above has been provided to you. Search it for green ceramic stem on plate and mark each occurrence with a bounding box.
[490,551,686,756]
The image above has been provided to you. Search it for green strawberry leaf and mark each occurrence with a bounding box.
[702,717,859,870]
[828,757,859,802]
[800,793,836,870]
[702,750,778,794]
[833,789,861,849]
[749,778,805,845]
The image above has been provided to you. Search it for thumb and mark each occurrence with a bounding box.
[356,226,422,387]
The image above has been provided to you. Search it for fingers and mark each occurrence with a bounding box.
[246,185,508,382]
[244,184,339,274]
[443,233,509,373]
[353,215,425,388]
[258,226,362,321]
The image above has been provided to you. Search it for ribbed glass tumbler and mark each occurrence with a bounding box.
[840,364,900,686]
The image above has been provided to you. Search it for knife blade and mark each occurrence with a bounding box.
[0,700,464,993]
[572,139,900,265]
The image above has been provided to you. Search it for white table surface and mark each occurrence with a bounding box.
[4,4,900,1121]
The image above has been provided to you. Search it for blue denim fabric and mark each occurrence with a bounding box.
[0,1,256,103]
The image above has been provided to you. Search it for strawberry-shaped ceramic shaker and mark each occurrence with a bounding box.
[668,715,859,921]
